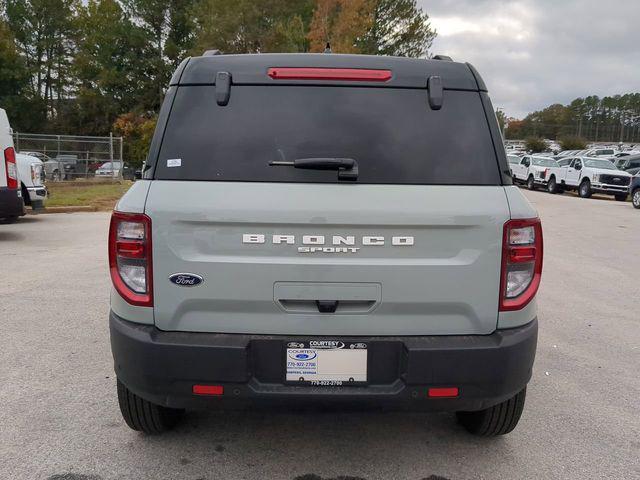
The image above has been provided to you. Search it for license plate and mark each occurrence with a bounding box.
[285,340,367,386]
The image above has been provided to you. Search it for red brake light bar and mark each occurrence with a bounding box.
[267,67,392,82]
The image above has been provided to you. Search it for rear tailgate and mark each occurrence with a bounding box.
[145,57,509,336]
[148,182,508,335]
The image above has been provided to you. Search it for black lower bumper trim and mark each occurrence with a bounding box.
[0,187,25,218]
[110,312,537,412]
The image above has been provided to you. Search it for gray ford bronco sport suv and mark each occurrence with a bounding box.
[109,52,542,436]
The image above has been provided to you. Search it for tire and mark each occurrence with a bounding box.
[526,175,536,190]
[547,176,558,194]
[117,379,183,434]
[632,189,640,209]
[21,184,31,207]
[614,193,627,202]
[456,387,527,437]
[578,179,592,198]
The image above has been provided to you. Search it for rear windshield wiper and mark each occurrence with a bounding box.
[269,157,358,181]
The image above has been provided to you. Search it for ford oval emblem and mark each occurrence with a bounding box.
[168,273,204,287]
[288,350,317,361]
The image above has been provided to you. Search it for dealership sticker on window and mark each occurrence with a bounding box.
[167,158,182,167]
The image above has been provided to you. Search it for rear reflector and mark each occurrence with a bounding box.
[428,387,459,398]
[267,67,392,82]
[193,385,224,396]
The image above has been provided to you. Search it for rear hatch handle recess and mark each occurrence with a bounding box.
[269,157,359,181]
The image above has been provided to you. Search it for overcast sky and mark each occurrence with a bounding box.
[419,0,640,118]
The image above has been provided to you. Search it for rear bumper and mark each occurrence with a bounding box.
[26,186,47,209]
[0,187,25,218]
[110,312,537,412]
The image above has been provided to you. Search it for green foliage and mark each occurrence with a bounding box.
[192,0,314,54]
[558,135,587,151]
[113,112,157,168]
[70,0,149,135]
[358,0,436,57]
[121,0,198,110]
[525,137,547,153]
[307,0,435,56]
[0,19,39,129]
[5,0,77,130]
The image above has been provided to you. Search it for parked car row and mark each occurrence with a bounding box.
[508,151,640,209]
[20,153,137,181]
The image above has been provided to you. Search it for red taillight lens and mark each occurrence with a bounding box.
[193,385,224,396]
[109,211,153,307]
[499,218,543,311]
[4,147,18,189]
[428,387,459,398]
[267,67,392,82]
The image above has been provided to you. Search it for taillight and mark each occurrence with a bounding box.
[267,67,392,82]
[499,218,543,311]
[109,211,153,307]
[4,147,18,189]
[30,163,41,184]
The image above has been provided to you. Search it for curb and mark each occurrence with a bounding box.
[27,206,98,214]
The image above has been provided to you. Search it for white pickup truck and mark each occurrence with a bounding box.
[544,156,632,200]
[509,155,559,190]
[16,153,47,210]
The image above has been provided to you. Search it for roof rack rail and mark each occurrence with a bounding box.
[203,49,222,56]
[433,55,453,61]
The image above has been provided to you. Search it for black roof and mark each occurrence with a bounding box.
[170,53,487,91]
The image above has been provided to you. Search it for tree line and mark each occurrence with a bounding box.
[0,0,435,165]
[503,93,640,144]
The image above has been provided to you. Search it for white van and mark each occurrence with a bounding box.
[0,108,25,221]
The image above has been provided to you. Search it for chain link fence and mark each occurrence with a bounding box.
[12,132,128,181]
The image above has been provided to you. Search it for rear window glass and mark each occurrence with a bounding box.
[155,86,501,185]
[532,158,558,167]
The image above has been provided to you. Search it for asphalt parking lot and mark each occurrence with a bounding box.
[1,190,639,480]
